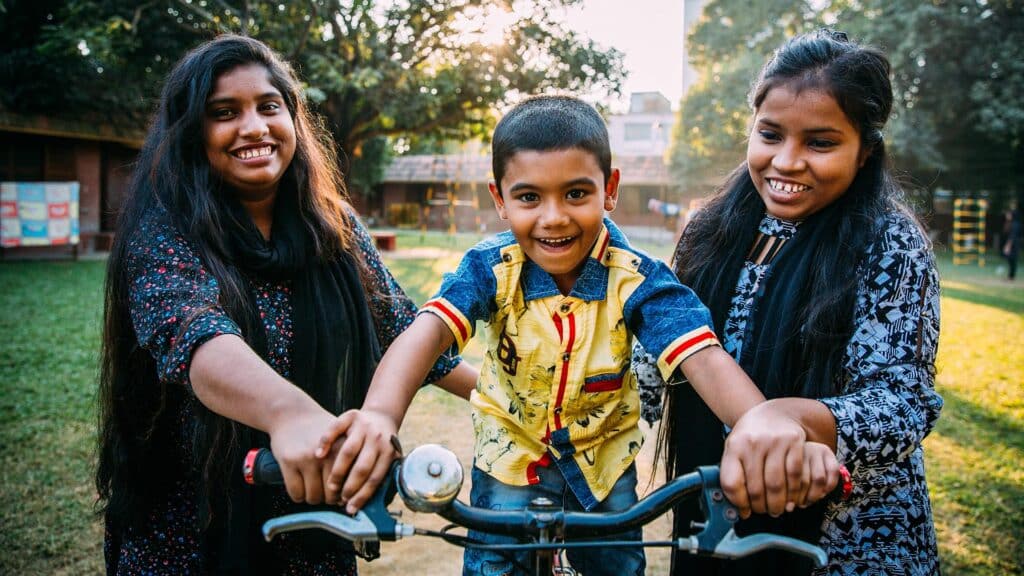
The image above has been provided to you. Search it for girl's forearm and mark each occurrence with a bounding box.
[190,334,325,434]
[755,397,838,450]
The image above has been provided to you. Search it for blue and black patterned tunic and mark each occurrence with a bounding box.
[633,211,942,575]
[106,204,459,575]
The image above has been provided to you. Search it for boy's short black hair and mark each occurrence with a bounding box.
[491,95,612,192]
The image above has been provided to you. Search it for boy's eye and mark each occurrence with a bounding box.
[516,192,539,203]
[566,188,588,200]
[758,129,781,142]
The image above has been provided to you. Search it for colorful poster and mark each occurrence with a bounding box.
[0,182,80,247]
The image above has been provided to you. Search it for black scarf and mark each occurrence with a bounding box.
[206,186,381,573]
[671,203,853,576]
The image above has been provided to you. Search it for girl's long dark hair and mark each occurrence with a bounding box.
[663,30,917,477]
[96,35,367,527]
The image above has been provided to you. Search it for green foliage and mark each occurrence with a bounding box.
[2,0,625,183]
[671,0,1024,199]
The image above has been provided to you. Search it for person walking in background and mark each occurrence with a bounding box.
[1002,202,1020,280]
[633,30,943,575]
[94,35,476,575]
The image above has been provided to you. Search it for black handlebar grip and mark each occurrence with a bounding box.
[244,448,283,486]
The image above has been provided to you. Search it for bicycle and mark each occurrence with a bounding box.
[243,444,849,575]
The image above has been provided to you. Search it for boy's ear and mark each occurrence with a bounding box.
[604,168,621,212]
[488,182,508,220]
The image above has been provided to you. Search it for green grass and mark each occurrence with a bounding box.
[0,237,1021,574]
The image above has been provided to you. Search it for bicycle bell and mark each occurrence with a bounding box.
[397,444,463,513]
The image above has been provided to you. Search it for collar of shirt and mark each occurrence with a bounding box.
[519,219,615,303]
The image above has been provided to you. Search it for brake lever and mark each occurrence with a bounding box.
[260,459,410,562]
[263,509,389,543]
[674,466,828,568]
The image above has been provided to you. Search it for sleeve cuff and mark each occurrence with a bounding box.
[419,297,473,351]
[656,326,720,381]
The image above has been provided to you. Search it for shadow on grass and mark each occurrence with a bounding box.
[941,285,1024,316]
[935,386,1024,453]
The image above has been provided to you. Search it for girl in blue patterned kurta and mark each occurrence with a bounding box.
[633,30,942,575]
[95,35,475,575]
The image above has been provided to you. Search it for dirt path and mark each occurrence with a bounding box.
[359,387,671,575]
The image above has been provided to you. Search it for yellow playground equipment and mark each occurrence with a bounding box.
[421,156,481,238]
[952,198,988,266]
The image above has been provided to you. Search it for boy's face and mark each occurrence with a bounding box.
[489,148,619,293]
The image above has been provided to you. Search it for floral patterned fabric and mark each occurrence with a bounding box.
[105,203,459,575]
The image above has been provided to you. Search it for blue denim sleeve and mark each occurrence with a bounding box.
[420,243,498,351]
[348,214,460,383]
[624,257,718,381]
[125,210,242,388]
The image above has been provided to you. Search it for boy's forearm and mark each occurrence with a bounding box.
[679,346,765,427]
[362,314,457,425]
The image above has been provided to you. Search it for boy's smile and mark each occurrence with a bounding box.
[489,148,619,294]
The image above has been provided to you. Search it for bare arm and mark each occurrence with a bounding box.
[190,334,336,504]
[318,313,456,512]
[679,345,765,426]
[680,346,827,519]
[432,359,478,400]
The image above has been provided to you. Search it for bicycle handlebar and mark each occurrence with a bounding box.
[243,444,848,567]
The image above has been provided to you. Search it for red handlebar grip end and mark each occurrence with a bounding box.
[243,448,260,485]
[838,464,852,500]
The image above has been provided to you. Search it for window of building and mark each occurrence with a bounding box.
[624,123,652,142]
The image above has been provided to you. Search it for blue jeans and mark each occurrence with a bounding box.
[462,463,646,576]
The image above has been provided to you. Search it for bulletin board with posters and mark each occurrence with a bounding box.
[0,182,80,248]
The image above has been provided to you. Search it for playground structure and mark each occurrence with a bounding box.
[952,198,989,266]
[421,160,481,237]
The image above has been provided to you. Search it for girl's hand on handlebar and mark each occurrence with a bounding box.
[719,402,808,519]
[317,408,401,514]
[268,410,338,505]
[796,441,841,508]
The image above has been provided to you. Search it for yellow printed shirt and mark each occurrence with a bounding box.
[420,219,718,509]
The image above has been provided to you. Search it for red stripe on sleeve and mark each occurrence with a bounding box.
[424,301,468,342]
[665,330,717,366]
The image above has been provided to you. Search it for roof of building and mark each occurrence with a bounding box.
[0,106,145,148]
[383,153,670,186]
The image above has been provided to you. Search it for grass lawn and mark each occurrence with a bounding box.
[0,232,1021,574]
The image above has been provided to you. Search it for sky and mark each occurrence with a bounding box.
[562,0,686,113]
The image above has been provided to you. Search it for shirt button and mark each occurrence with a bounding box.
[562,353,570,362]
[554,407,563,415]
[560,303,570,313]
[502,253,512,262]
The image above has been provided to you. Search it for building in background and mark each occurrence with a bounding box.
[607,92,674,158]
[0,106,142,259]
[373,92,689,235]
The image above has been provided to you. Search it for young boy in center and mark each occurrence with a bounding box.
[318,95,830,575]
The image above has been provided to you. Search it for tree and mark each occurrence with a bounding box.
[669,0,824,190]
[1,0,626,188]
[670,0,1024,204]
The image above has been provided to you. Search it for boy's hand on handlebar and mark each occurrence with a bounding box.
[318,408,401,514]
[720,402,808,519]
